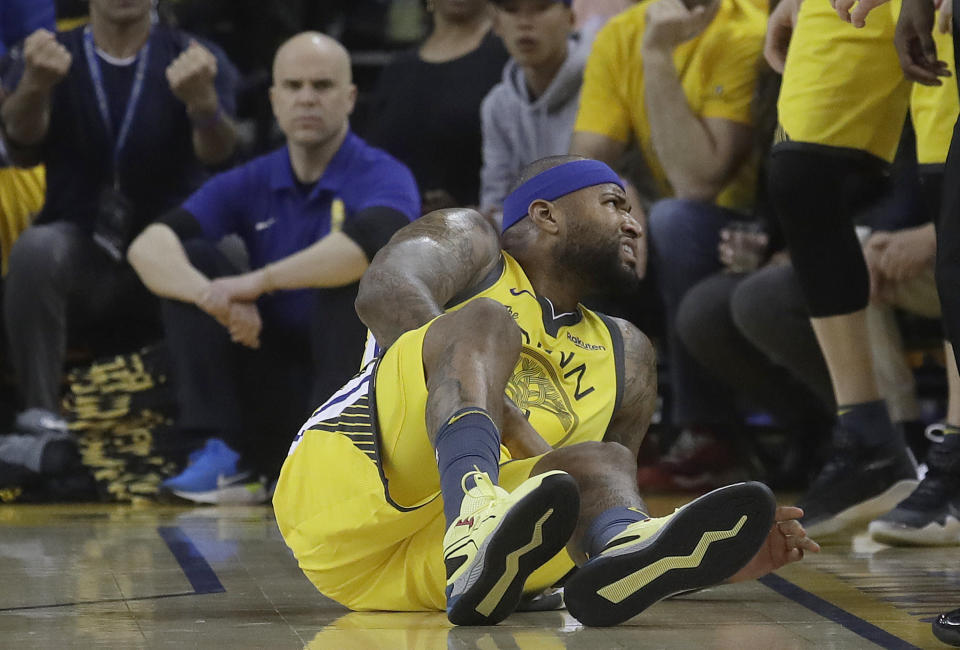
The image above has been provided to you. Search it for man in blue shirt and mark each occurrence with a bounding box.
[0,0,238,480]
[128,32,420,504]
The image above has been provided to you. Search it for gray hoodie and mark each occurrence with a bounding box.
[479,23,600,212]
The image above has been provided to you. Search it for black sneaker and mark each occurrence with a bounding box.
[798,431,918,539]
[564,482,775,627]
[868,428,960,546]
[935,607,960,646]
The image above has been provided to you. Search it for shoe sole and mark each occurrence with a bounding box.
[869,515,960,547]
[805,479,918,540]
[564,481,776,627]
[447,472,580,626]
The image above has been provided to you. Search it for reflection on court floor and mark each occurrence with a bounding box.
[0,501,955,648]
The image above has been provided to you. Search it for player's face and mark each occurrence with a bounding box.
[555,183,644,292]
[494,0,573,69]
[89,0,152,25]
[270,41,357,148]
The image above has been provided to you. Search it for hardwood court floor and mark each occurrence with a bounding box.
[0,496,957,649]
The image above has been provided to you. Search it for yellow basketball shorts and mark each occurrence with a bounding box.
[778,0,957,165]
[273,322,575,612]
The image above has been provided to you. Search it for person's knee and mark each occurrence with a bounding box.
[767,148,878,316]
[7,224,76,283]
[450,297,522,354]
[676,274,737,357]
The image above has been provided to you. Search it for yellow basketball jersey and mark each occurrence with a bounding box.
[445,252,624,452]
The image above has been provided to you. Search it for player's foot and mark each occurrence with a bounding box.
[160,438,267,504]
[443,469,579,626]
[564,481,776,627]
[797,432,918,539]
[935,607,960,646]
[868,428,960,546]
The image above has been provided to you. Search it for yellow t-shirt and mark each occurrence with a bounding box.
[575,0,767,210]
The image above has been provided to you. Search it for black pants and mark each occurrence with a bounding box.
[676,268,835,435]
[4,222,159,412]
[161,239,368,478]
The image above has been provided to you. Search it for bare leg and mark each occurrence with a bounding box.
[530,441,646,564]
[811,311,881,406]
[421,298,521,444]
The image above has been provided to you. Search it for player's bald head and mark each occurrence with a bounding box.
[272,32,352,84]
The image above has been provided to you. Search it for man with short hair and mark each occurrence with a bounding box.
[128,32,419,504]
[273,154,818,626]
[480,0,599,215]
[0,0,238,478]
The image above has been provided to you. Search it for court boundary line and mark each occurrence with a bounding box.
[0,525,224,612]
[759,573,921,650]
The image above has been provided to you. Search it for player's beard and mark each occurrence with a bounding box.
[555,227,642,296]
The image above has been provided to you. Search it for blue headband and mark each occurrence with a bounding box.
[501,160,624,233]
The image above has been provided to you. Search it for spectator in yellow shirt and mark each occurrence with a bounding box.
[570,0,767,479]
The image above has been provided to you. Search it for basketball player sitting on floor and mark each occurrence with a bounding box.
[272,155,820,627]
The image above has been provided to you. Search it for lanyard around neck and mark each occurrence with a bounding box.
[82,26,151,187]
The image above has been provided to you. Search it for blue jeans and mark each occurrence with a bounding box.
[648,198,744,427]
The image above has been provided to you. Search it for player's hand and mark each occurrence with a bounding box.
[643,0,721,52]
[727,506,820,583]
[764,0,803,72]
[21,29,72,93]
[227,301,262,349]
[895,0,950,85]
[209,270,269,303]
[877,224,936,284]
[166,40,219,114]
[195,280,233,328]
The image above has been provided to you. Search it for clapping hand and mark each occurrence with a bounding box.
[643,0,721,52]
[22,29,72,92]
[166,40,219,114]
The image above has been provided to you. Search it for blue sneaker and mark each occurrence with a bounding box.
[161,438,266,504]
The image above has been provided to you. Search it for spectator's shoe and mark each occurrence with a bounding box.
[160,438,267,505]
[0,409,77,476]
[934,607,960,646]
[15,408,70,437]
[636,464,748,493]
[798,431,918,539]
[443,469,579,626]
[658,428,737,475]
[565,482,775,627]
[868,428,960,546]
[0,431,78,477]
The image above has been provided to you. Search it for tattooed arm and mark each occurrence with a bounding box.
[355,208,502,349]
[603,317,658,457]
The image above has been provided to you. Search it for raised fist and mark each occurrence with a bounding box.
[165,40,219,113]
[22,29,72,92]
